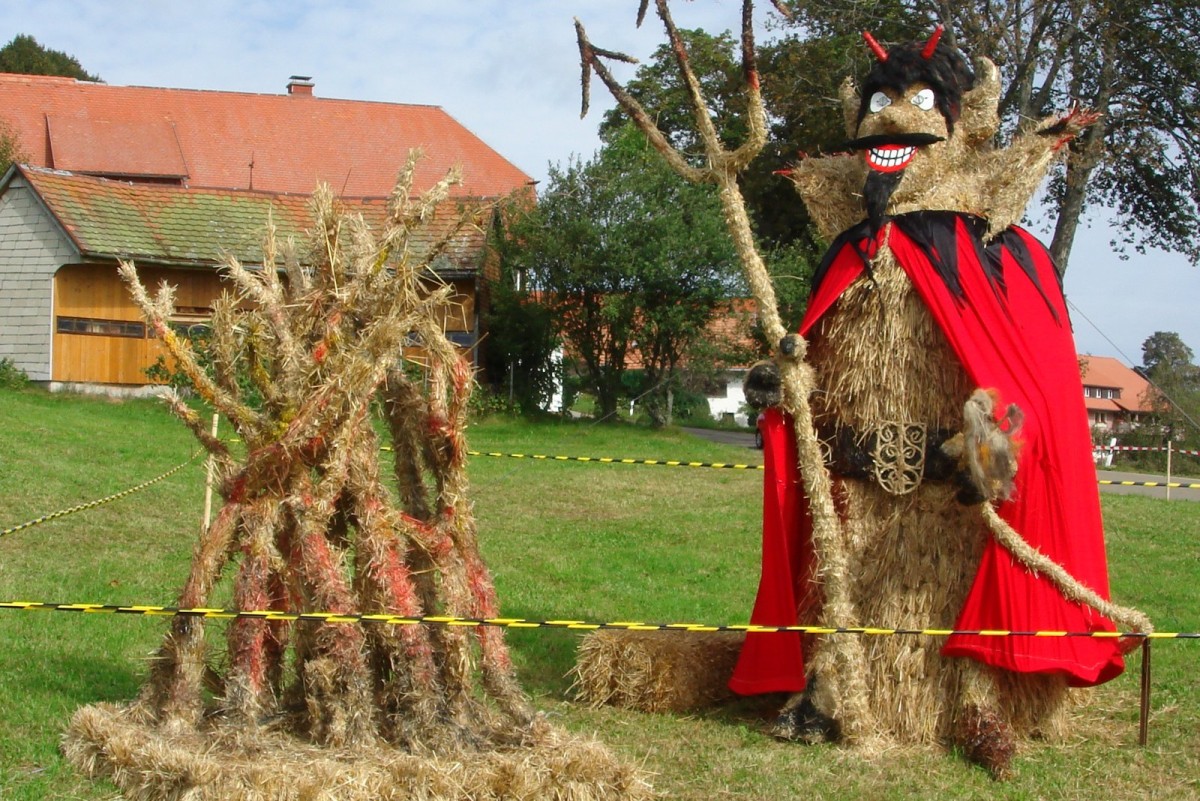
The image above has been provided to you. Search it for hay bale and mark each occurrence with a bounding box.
[572,629,745,713]
[64,702,653,801]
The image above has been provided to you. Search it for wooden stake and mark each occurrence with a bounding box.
[201,413,218,534]
[1166,440,1173,501]
[1138,638,1152,746]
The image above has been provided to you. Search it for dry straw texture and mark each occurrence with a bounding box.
[578,7,1148,767]
[572,630,745,713]
[63,154,649,800]
[777,54,1146,749]
[66,703,650,801]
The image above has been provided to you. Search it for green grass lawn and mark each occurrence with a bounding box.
[0,387,1197,800]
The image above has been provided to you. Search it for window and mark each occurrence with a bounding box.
[168,321,211,338]
[167,309,213,340]
[56,316,146,338]
[1085,386,1121,400]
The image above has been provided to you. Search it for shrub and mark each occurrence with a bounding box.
[0,357,30,389]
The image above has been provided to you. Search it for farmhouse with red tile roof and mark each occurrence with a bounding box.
[0,73,531,388]
[1079,354,1153,433]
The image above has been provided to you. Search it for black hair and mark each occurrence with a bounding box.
[855,39,977,134]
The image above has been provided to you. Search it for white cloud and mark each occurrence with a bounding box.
[4,0,1194,360]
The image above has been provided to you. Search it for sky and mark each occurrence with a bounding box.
[8,0,1198,367]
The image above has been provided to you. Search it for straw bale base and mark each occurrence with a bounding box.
[63,702,653,801]
[572,629,745,713]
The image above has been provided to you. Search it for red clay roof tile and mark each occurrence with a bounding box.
[0,73,531,199]
[1080,355,1153,413]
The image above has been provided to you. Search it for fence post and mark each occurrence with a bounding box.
[1139,638,1152,746]
[201,413,219,533]
[1166,440,1173,501]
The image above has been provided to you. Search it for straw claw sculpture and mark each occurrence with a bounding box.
[63,155,651,801]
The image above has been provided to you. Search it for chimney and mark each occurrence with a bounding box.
[287,75,314,96]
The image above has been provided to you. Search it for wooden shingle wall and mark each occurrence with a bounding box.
[0,178,79,381]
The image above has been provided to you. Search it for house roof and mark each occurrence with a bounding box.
[13,164,488,272]
[0,73,532,199]
[1080,355,1153,414]
[619,298,760,372]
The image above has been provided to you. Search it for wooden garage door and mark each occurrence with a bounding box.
[52,263,222,384]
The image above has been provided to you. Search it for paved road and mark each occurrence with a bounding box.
[681,426,759,450]
[683,427,1200,501]
[1095,469,1200,501]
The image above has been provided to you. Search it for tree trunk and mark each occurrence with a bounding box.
[1049,150,1098,271]
[596,374,622,422]
[1052,14,1115,273]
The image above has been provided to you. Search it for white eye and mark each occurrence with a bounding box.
[911,89,936,111]
[868,91,892,113]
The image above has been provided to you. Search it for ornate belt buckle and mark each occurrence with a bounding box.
[871,420,926,495]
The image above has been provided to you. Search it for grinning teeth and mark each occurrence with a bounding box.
[868,146,916,169]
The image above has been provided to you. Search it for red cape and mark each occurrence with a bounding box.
[729,214,1124,696]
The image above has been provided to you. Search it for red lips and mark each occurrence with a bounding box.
[866,144,917,173]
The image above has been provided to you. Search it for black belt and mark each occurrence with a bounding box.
[818,422,982,503]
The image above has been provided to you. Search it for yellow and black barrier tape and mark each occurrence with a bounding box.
[463,450,764,470]
[0,453,200,538]
[2,601,1196,639]
[362,444,1200,484]
[5,444,1190,542]
[465,449,1200,486]
[1098,479,1200,489]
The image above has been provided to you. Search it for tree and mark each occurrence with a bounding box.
[606,4,1200,269]
[592,25,825,349]
[771,0,1200,269]
[1140,330,1200,441]
[497,124,740,424]
[598,26,841,253]
[1142,330,1195,376]
[482,204,563,415]
[0,118,25,175]
[0,34,100,80]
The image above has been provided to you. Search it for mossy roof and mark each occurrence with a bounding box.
[18,165,488,273]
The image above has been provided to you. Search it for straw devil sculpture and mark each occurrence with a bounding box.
[579,2,1150,779]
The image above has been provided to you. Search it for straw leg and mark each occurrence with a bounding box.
[136,500,240,726]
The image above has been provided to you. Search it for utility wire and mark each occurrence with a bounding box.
[1067,298,1200,437]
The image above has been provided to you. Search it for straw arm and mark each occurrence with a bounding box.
[981,504,1152,637]
[981,108,1101,236]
